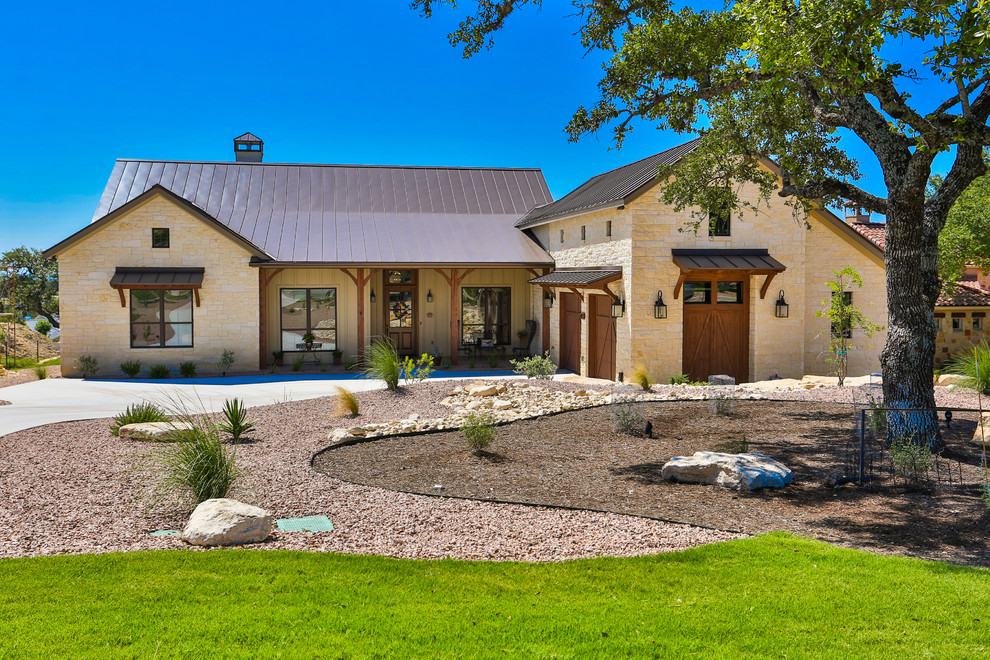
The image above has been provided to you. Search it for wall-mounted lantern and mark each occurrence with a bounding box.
[543,292,554,309]
[653,290,667,319]
[426,289,433,303]
[611,297,625,318]
[775,290,789,318]
[370,289,376,304]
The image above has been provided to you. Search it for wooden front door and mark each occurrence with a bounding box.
[682,278,749,383]
[588,294,616,380]
[559,292,582,373]
[384,270,417,356]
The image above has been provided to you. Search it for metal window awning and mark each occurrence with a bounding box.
[528,267,622,301]
[109,267,204,307]
[671,249,785,299]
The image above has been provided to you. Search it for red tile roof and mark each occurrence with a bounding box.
[936,281,990,307]
[848,221,886,250]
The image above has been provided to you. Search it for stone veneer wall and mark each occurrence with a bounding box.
[57,195,259,377]
[934,309,990,366]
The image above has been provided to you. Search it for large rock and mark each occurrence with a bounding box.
[118,421,194,441]
[971,413,990,448]
[937,374,969,387]
[662,452,792,490]
[468,384,498,397]
[181,498,272,546]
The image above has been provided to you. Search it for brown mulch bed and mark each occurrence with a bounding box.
[315,400,990,567]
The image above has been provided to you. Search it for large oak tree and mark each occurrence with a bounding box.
[417,0,990,442]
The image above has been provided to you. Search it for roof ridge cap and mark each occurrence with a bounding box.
[114,158,545,171]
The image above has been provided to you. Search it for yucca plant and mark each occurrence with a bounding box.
[179,361,197,378]
[947,341,990,395]
[218,398,256,441]
[362,337,401,390]
[152,421,242,505]
[335,386,360,417]
[110,401,169,436]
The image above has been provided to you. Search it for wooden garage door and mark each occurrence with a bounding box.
[682,279,749,383]
[588,294,616,380]
[559,292,582,373]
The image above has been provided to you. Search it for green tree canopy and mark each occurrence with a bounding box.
[934,151,990,291]
[0,246,59,328]
[416,0,990,441]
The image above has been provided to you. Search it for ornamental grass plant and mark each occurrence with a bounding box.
[363,337,401,390]
[110,401,169,436]
[335,386,360,417]
[947,340,990,395]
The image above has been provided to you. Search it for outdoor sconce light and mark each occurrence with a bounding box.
[775,290,789,318]
[426,289,433,303]
[653,290,667,319]
[611,297,625,318]
[370,289,376,303]
[543,293,554,309]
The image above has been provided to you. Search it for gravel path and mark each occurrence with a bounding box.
[0,380,740,562]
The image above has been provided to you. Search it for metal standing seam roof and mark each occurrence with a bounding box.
[109,267,205,287]
[671,249,786,272]
[86,160,555,266]
[528,268,622,286]
[515,138,701,228]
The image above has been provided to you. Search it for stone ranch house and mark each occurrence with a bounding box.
[46,134,888,382]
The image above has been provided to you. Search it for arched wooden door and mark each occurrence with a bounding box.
[588,294,616,380]
[682,278,749,383]
[559,292,582,373]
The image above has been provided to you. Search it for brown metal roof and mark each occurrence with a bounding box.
[233,132,263,142]
[88,160,554,266]
[671,249,786,273]
[528,268,622,286]
[110,267,205,288]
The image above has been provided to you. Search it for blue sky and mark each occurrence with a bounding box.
[0,1,953,254]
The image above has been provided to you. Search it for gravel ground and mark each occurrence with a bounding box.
[1,377,983,563]
[0,380,740,562]
[0,365,60,389]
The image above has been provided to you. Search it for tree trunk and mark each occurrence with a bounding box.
[880,192,942,448]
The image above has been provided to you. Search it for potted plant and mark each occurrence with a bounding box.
[332,349,343,366]
[271,350,284,367]
[302,332,315,349]
[517,329,528,342]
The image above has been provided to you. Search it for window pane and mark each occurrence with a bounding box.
[130,290,161,323]
[388,291,413,328]
[716,281,743,304]
[132,323,160,347]
[310,288,336,329]
[282,329,306,352]
[387,270,413,284]
[491,288,511,344]
[164,323,193,347]
[683,282,711,304]
[462,325,484,345]
[462,288,483,327]
[164,290,193,322]
[281,289,308,329]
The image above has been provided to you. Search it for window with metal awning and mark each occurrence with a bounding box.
[527,267,623,303]
[671,249,785,299]
[109,267,205,307]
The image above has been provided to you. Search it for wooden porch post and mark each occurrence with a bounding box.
[342,268,378,359]
[450,268,459,366]
[258,268,283,369]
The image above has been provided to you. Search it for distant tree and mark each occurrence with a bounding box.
[0,246,59,328]
[933,151,990,292]
[415,0,990,443]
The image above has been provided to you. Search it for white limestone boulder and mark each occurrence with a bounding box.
[661,452,792,490]
[468,384,499,397]
[937,374,969,387]
[181,498,272,546]
[118,421,194,441]
[971,413,990,448]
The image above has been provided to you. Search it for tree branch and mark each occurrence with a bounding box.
[931,73,990,115]
[778,176,888,214]
[926,142,987,222]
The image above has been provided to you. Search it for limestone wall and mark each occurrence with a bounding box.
[56,194,259,377]
[934,308,989,366]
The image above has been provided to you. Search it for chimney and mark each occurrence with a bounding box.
[843,202,870,224]
[233,132,263,163]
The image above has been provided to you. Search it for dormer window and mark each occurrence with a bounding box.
[152,228,170,248]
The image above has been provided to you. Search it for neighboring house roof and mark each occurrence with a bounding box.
[76,160,555,266]
[937,281,990,307]
[848,221,886,250]
[515,138,701,228]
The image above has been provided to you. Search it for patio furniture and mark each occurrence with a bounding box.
[513,320,537,357]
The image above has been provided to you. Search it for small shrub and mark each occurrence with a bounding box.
[218,349,236,376]
[179,361,197,378]
[708,391,735,416]
[110,401,168,436]
[866,394,886,435]
[34,319,52,336]
[714,434,749,454]
[152,420,242,504]
[344,358,357,370]
[363,337,401,390]
[890,439,934,486]
[335,386,359,417]
[402,353,435,385]
[510,351,556,380]
[611,402,646,436]
[469,359,476,369]
[318,357,328,372]
[148,364,171,379]
[462,411,496,454]
[488,354,500,369]
[668,373,708,386]
[291,356,305,372]
[983,482,990,509]
[34,366,47,380]
[75,355,99,378]
[947,340,990,395]
[218,398,256,441]
[632,366,653,391]
[120,360,142,378]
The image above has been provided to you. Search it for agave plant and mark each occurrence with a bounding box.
[218,398,256,441]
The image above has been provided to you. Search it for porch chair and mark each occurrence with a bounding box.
[513,319,538,357]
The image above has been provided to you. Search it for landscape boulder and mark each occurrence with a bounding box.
[661,452,792,490]
[971,413,990,449]
[118,421,194,441]
[181,498,272,546]
[937,374,969,387]
[468,384,499,397]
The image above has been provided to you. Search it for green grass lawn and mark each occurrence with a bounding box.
[1,533,987,659]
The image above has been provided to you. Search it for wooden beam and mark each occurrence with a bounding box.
[566,286,584,301]
[433,268,452,286]
[257,268,283,369]
[116,288,126,308]
[193,289,201,307]
[673,271,687,300]
[356,268,366,359]
[527,268,540,278]
[759,272,777,300]
[340,268,359,286]
[449,268,459,365]
[597,284,617,302]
